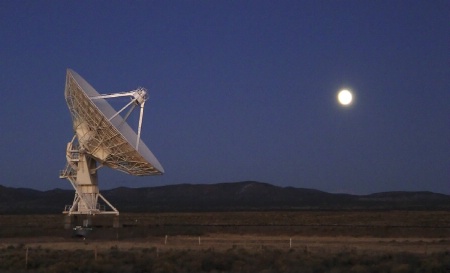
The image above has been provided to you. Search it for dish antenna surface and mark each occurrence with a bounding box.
[60,69,164,217]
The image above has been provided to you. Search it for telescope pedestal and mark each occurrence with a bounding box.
[61,144,119,218]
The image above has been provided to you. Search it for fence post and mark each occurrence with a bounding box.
[25,247,28,269]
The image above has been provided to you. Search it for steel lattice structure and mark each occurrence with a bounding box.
[60,69,163,216]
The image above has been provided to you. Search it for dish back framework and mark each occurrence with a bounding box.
[60,69,164,217]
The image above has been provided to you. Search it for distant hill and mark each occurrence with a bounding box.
[0,181,449,214]
[0,185,73,214]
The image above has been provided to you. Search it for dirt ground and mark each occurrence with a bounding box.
[2,234,448,256]
[1,211,449,255]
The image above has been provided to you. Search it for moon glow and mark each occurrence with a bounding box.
[337,89,353,106]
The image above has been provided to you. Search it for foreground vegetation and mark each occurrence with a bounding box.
[1,243,449,273]
[0,211,448,272]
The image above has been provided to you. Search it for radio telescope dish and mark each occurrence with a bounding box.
[60,69,164,217]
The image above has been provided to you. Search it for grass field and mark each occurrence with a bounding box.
[0,211,449,272]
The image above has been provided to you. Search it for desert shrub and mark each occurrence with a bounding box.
[153,260,180,273]
[141,246,156,253]
[2,245,450,273]
[393,252,421,267]
[349,264,368,273]
[420,251,450,272]
[201,250,235,272]
[391,263,411,273]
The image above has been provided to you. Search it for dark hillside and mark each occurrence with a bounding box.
[1,182,449,214]
[0,185,72,214]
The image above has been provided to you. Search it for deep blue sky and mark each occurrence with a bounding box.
[1,1,448,194]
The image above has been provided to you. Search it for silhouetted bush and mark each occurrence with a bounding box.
[0,246,449,273]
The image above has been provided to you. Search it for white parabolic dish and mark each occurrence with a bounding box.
[65,69,164,176]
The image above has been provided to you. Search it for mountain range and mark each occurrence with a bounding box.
[1,181,449,214]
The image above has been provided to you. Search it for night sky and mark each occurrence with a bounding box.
[1,1,448,194]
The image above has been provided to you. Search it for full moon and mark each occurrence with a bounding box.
[337,89,353,106]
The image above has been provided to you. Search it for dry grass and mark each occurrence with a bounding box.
[1,212,449,273]
[2,234,447,256]
[172,235,450,254]
[1,210,449,255]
